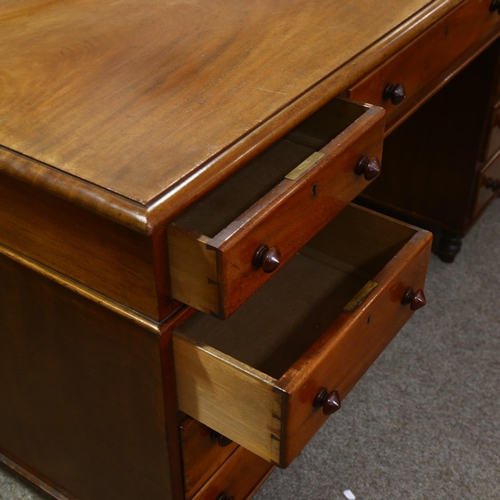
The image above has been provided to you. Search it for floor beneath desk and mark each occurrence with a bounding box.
[1,201,500,500]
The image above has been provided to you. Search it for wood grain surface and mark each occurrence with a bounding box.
[173,333,284,465]
[0,0,461,232]
[0,172,163,318]
[0,252,182,500]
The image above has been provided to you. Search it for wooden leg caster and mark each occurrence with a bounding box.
[437,231,463,263]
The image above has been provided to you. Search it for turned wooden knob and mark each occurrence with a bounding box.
[210,430,233,448]
[485,177,500,191]
[402,287,427,311]
[355,156,381,180]
[253,244,281,273]
[314,388,341,416]
[217,494,235,500]
[490,0,500,13]
[383,83,406,105]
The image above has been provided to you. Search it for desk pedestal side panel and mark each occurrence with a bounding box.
[0,168,173,321]
[0,252,181,500]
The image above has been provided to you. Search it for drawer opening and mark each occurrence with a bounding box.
[175,205,416,380]
[170,99,368,239]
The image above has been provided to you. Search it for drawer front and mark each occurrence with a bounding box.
[216,109,384,319]
[482,100,500,162]
[347,0,500,132]
[278,230,431,465]
[180,417,238,499]
[190,446,273,500]
[173,205,432,467]
[168,99,385,319]
[474,150,500,215]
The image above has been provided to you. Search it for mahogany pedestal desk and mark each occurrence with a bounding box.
[0,1,498,499]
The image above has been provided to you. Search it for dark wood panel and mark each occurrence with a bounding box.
[0,252,181,500]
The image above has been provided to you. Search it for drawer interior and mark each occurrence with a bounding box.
[171,99,368,238]
[175,205,417,380]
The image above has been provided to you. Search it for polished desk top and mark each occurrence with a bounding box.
[0,0,463,232]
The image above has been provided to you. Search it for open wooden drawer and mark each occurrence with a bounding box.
[173,204,432,468]
[167,99,385,318]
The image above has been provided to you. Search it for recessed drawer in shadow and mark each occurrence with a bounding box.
[179,417,238,499]
[173,204,432,468]
[167,98,385,318]
[481,100,500,162]
[474,148,500,216]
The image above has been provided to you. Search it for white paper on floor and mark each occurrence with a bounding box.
[343,490,356,500]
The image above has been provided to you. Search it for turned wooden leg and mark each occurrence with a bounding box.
[437,231,463,263]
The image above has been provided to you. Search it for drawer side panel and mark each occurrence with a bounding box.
[167,226,220,315]
[173,334,283,465]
